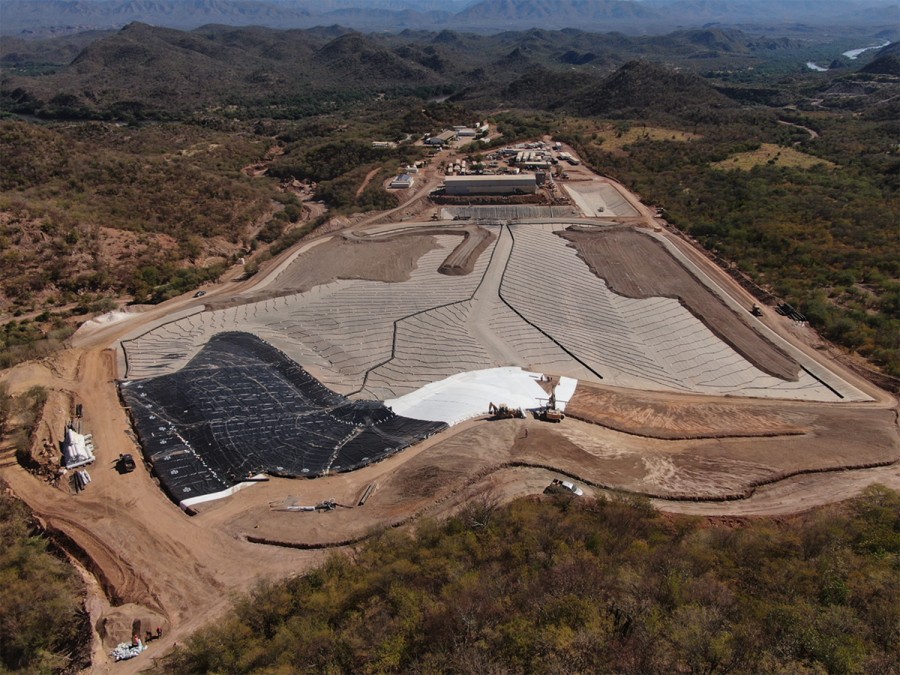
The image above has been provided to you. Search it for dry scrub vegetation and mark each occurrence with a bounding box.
[558,114,900,377]
[712,143,837,171]
[590,122,700,156]
[0,482,90,673]
[0,120,275,310]
[158,487,900,674]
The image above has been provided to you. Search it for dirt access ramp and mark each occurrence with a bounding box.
[566,381,897,443]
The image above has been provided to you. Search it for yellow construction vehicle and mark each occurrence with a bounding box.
[538,391,565,423]
[488,402,525,419]
[541,407,565,423]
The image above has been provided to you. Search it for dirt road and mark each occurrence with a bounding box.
[355,167,382,198]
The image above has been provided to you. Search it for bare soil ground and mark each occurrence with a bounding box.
[561,227,799,381]
[347,224,496,276]
[191,403,898,548]
[264,235,438,293]
[566,382,809,438]
[2,339,893,675]
[1,348,326,673]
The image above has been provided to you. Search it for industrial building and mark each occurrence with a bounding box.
[390,174,414,189]
[444,175,537,196]
[425,130,457,146]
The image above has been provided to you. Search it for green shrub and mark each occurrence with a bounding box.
[158,488,900,674]
[0,484,88,672]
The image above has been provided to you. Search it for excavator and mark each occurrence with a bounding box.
[488,402,525,419]
[538,391,565,423]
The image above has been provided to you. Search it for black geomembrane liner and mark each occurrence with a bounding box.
[120,332,446,504]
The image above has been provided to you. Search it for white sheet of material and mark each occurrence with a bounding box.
[179,474,268,510]
[385,367,578,426]
[555,376,578,408]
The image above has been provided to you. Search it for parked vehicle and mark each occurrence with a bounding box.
[549,478,583,496]
[118,453,136,473]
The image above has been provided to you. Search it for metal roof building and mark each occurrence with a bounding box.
[443,175,537,196]
[390,174,414,189]
[425,130,457,146]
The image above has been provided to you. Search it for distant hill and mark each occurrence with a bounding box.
[875,41,900,58]
[568,59,737,117]
[647,0,895,26]
[0,30,113,68]
[2,23,894,120]
[2,23,447,115]
[860,54,900,76]
[316,7,451,29]
[311,32,443,85]
[501,67,602,108]
[1,0,311,34]
[803,44,900,115]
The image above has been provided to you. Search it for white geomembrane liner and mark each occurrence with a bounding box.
[385,367,578,426]
[180,475,267,509]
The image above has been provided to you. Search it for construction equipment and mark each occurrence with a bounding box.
[538,391,565,423]
[547,479,583,496]
[540,407,565,423]
[270,498,339,512]
[316,499,337,512]
[488,402,525,419]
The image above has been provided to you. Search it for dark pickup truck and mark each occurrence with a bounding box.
[118,453,136,473]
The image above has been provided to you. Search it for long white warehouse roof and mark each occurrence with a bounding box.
[444,175,535,185]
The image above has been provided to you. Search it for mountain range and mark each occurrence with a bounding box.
[2,22,896,121]
[2,0,896,37]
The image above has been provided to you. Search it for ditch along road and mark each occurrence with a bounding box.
[1,149,897,673]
